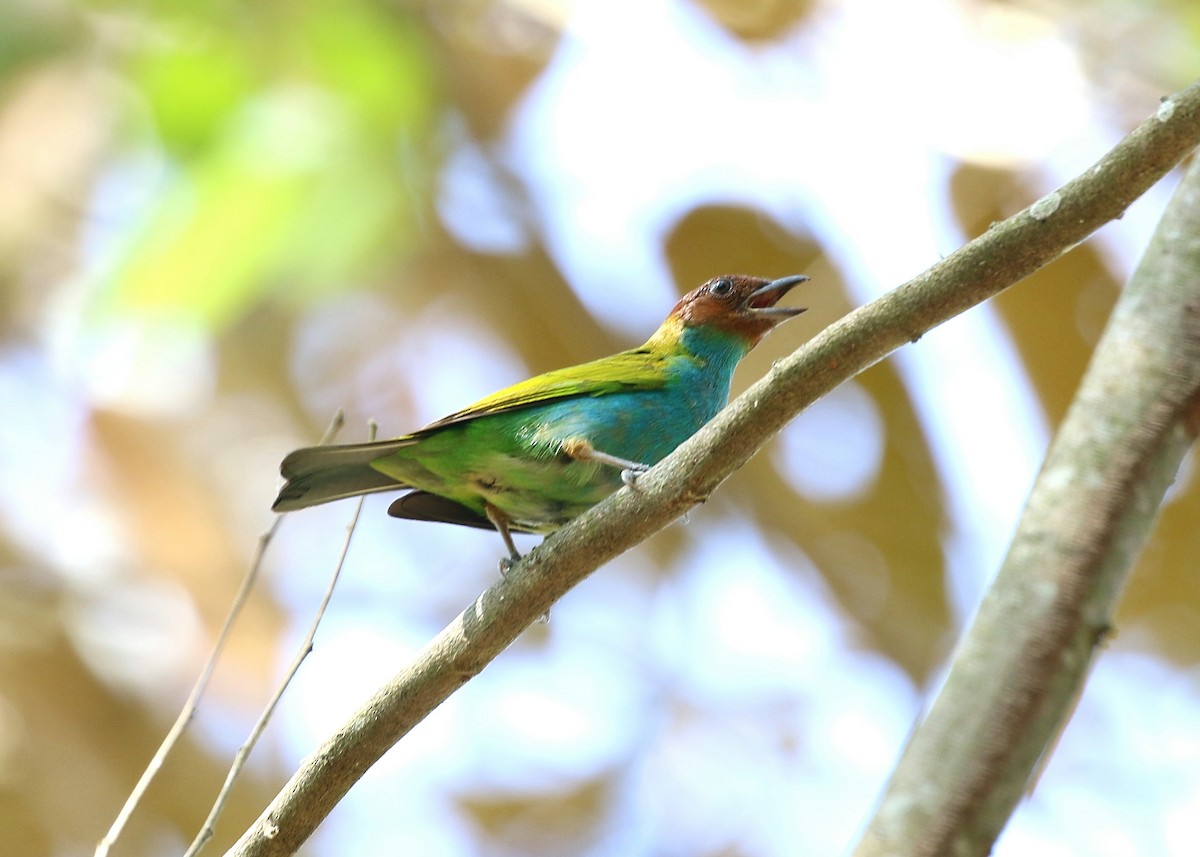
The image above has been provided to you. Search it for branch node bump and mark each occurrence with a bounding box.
[1028,192,1062,221]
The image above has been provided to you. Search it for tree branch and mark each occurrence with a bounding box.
[853,133,1200,857]
[228,80,1200,856]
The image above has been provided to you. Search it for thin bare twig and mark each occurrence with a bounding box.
[94,411,344,857]
[186,418,371,855]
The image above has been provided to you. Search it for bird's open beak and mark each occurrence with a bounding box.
[746,274,809,319]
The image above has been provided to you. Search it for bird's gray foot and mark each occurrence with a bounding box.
[485,502,522,576]
[621,462,650,489]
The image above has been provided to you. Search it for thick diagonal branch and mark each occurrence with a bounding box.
[229,81,1200,857]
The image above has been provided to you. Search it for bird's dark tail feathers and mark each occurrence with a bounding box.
[272,439,416,512]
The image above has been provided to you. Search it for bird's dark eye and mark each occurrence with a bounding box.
[710,278,734,297]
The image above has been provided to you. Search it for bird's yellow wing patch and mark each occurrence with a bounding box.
[417,346,675,432]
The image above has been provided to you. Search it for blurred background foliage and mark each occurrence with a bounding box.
[1,0,1199,855]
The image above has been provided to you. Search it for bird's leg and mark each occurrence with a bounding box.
[484,502,521,574]
[561,438,650,489]
[484,502,550,623]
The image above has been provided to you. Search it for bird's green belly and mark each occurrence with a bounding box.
[370,421,628,533]
[382,450,621,533]
[462,455,620,532]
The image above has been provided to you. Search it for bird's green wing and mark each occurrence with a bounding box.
[417,346,675,432]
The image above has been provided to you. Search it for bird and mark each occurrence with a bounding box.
[273,274,808,562]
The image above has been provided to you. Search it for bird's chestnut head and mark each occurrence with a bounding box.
[670,274,808,344]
